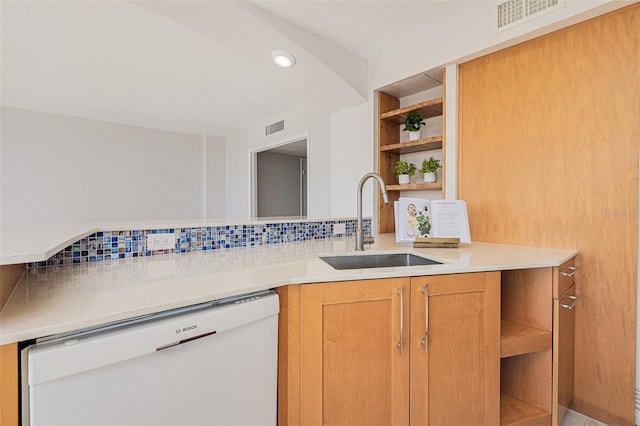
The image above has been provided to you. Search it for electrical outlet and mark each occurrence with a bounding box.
[333,223,346,235]
[147,233,176,251]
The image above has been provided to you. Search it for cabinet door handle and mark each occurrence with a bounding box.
[421,286,428,351]
[561,266,578,277]
[560,295,579,310]
[397,287,404,354]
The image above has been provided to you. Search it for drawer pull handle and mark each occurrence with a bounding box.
[421,286,429,352]
[397,287,404,354]
[560,295,579,310]
[561,266,578,277]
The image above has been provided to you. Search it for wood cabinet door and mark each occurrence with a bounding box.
[0,343,19,426]
[410,273,500,426]
[553,283,577,426]
[299,278,410,426]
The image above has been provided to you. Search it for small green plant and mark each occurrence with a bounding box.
[393,160,416,176]
[403,111,425,132]
[419,157,441,174]
[416,214,431,237]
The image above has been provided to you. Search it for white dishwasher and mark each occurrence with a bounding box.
[21,290,279,426]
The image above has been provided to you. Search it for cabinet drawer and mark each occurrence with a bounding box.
[554,257,577,299]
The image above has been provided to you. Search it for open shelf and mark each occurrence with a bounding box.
[380,136,443,154]
[380,97,443,123]
[377,89,445,234]
[385,183,442,191]
[500,393,551,426]
[500,319,552,358]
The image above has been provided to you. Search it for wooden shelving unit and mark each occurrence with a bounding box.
[385,182,442,191]
[500,319,552,358]
[379,136,443,154]
[500,269,555,426]
[377,85,445,234]
[379,97,444,123]
[380,98,443,124]
[500,393,551,426]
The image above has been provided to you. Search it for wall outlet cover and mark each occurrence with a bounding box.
[147,233,176,251]
[333,223,346,235]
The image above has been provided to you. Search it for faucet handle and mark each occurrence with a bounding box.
[363,235,375,245]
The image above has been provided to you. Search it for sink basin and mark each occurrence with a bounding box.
[319,253,442,270]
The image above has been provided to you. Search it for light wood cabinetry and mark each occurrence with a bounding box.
[458,6,639,423]
[500,258,577,426]
[410,273,501,425]
[298,277,410,425]
[278,272,500,426]
[377,84,445,234]
[0,264,24,426]
[553,262,578,426]
[0,342,19,426]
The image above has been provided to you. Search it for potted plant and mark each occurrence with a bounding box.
[403,111,425,142]
[419,156,440,183]
[393,159,416,184]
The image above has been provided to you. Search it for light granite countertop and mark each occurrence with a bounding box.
[0,234,576,345]
[0,223,101,265]
[0,217,357,265]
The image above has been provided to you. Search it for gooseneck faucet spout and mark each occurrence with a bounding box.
[356,172,389,251]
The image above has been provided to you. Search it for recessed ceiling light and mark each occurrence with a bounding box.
[271,50,296,68]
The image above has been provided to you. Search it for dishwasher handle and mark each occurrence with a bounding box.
[156,330,217,351]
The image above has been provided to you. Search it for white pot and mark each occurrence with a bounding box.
[423,172,437,183]
[398,174,411,185]
[408,130,421,141]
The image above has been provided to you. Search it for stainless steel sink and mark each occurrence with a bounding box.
[319,253,442,270]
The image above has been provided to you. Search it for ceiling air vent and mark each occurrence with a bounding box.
[495,0,564,31]
[265,120,284,136]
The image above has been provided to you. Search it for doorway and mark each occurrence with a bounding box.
[250,135,308,218]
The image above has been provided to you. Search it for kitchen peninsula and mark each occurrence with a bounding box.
[1,223,576,426]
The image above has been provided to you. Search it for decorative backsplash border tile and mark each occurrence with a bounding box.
[32,219,371,266]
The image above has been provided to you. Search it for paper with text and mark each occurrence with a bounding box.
[429,200,471,243]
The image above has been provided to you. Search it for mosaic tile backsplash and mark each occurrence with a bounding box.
[33,219,371,267]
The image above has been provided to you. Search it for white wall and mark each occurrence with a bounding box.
[206,134,226,219]
[329,103,373,218]
[0,107,205,224]
[224,102,331,220]
[1,1,624,226]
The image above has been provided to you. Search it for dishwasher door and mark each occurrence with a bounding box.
[23,291,279,426]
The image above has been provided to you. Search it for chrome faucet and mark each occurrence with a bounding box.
[356,172,389,251]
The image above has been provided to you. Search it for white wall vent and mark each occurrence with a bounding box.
[495,0,564,32]
[265,120,284,136]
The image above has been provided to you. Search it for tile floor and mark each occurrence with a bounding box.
[562,409,609,426]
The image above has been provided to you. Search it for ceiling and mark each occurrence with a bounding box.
[0,1,476,137]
